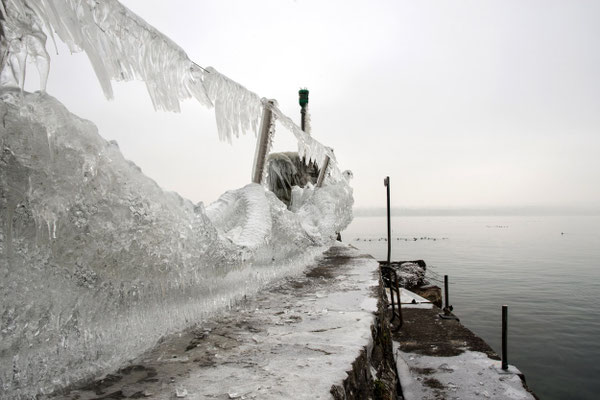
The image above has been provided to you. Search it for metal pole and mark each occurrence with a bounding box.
[389,275,396,323]
[299,89,309,133]
[316,155,330,187]
[384,177,391,264]
[396,274,403,328]
[301,106,307,132]
[444,275,449,310]
[251,100,275,184]
[502,305,508,370]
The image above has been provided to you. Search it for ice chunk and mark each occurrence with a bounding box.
[266,152,319,207]
[0,1,50,91]
[205,184,272,250]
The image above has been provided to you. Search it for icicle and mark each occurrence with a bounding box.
[16,47,27,91]
[203,67,262,142]
[0,1,50,92]
[1,0,212,110]
[267,102,343,183]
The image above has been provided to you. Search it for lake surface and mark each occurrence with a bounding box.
[344,215,600,400]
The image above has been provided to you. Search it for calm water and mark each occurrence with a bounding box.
[344,215,600,400]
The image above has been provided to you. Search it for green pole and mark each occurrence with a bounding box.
[299,89,309,132]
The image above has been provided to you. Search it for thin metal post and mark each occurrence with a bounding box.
[316,155,330,187]
[502,305,508,370]
[251,100,275,184]
[384,177,391,264]
[389,274,396,323]
[444,275,449,310]
[395,274,403,328]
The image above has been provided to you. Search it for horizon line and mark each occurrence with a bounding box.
[353,205,600,217]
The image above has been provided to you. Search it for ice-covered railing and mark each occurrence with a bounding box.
[0,0,212,111]
[204,67,262,142]
[0,0,342,182]
[268,101,341,181]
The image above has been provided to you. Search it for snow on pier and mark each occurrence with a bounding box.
[54,244,381,400]
[391,290,537,400]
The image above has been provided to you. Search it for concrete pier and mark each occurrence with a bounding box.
[390,291,538,400]
[54,244,396,400]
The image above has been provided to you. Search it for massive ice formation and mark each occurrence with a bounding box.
[266,152,319,207]
[0,90,353,398]
[0,1,354,398]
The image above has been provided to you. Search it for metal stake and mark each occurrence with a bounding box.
[395,274,403,329]
[444,275,449,310]
[502,305,508,370]
[439,274,459,321]
[251,100,275,184]
[384,176,391,264]
[316,155,330,187]
[389,275,396,322]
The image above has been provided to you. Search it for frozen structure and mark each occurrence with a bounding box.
[0,1,353,398]
[266,152,319,207]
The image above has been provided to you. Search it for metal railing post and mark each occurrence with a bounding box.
[389,273,396,323]
[384,177,391,264]
[251,100,276,184]
[316,155,330,187]
[502,305,508,370]
[444,275,449,310]
[395,274,403,329]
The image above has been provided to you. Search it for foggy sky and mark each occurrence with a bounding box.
[30,0,600,209]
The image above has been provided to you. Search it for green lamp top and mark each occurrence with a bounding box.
[299,89,309,107]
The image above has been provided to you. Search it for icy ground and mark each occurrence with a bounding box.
[0,90,353,398]
[54,244,378,400]
[391,287,536,400]
[394,342,536,400]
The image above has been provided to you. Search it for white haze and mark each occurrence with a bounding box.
[28,0,600,210]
